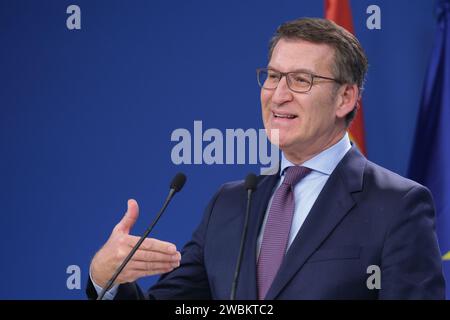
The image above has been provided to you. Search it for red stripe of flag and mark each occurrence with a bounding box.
[324,0,367,156]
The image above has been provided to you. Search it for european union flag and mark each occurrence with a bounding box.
[408,0,450,299]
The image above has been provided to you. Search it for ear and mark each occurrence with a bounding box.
[335,84,359,119]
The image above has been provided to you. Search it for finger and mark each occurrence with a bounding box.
[127,235,178,254]
[127,260,180,271]
[115,199,139,234]
[131,248,181,263]
[118,268,174,283]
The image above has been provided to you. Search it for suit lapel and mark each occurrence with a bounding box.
[237,173,279,299]
[265,147,366,300]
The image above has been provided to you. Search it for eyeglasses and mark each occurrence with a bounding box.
[256,68,342,93]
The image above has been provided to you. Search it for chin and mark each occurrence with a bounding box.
[277,133,308,152]
[277,140,295,151]
[271,135,294,150]
[266,127,291,145]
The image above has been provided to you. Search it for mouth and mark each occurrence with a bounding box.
[272,111,298,120]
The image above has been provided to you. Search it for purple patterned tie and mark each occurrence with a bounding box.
[257,166,311,300]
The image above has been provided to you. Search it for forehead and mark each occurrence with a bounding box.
[269,38,335,74]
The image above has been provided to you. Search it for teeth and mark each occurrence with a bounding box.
[274,113,296,119]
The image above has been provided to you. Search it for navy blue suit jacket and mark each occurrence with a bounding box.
[87,147,446,299]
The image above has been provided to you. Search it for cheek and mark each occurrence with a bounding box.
[261,92,271,118]
[306,98,337,130]
[261,90,269,106]
[292,97,328,135]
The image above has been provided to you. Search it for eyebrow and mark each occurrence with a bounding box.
[267,66,317,74]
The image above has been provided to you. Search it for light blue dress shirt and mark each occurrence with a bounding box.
[93,132,352,299]
[256,132,351,257]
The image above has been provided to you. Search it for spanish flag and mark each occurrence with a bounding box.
[324,0,367,156]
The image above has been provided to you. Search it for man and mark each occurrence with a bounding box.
[87,18,445,299]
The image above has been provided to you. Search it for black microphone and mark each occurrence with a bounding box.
[230,173,258,300]
[97,172,187,300]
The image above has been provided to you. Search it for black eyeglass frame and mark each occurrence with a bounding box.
[256,68,343,93]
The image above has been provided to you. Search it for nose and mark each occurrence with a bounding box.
[271,75,293,105]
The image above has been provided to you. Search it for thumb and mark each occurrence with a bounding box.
[115,199,139,234]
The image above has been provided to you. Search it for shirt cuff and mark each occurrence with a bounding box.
[89,269,119,300]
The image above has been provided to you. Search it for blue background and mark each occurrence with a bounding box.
[0,0,440,299]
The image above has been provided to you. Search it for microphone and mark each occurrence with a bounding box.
[230,173,258,300]
[97,172,187,300]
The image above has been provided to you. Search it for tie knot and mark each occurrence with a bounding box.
[282,166,311,187]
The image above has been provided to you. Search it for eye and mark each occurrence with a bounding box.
[267,71,280,79]
[292,74,311,85]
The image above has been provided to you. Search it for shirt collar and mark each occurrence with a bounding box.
[280,132,352,176]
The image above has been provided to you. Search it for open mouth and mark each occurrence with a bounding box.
[272,112,298,119]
